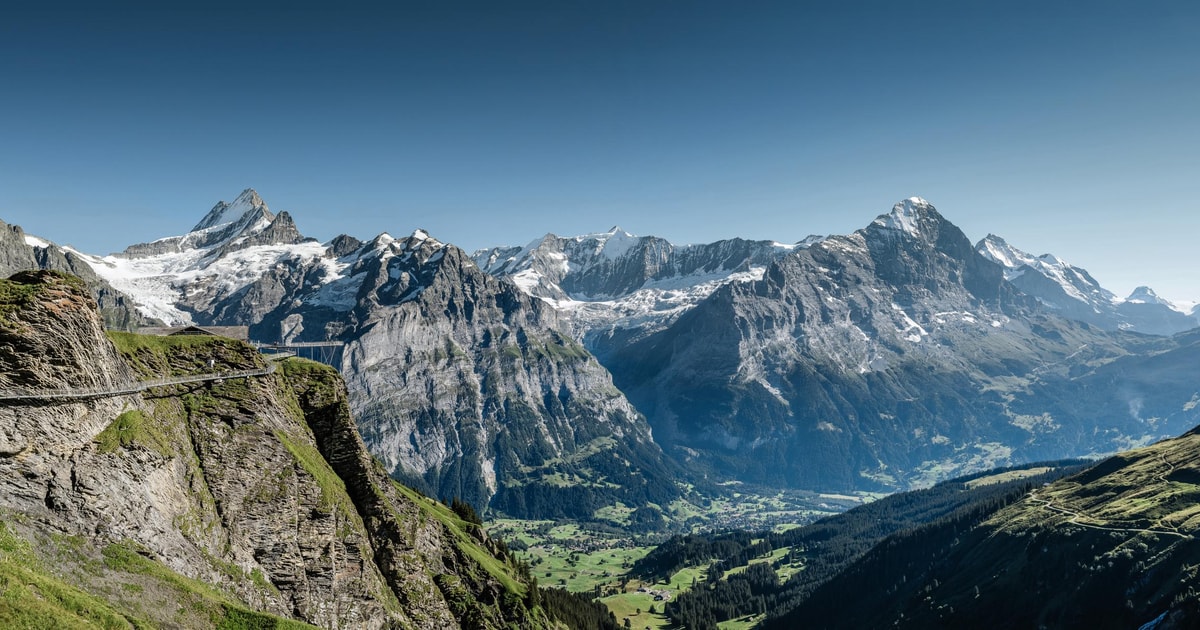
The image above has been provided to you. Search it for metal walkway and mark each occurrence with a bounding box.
[0,362,278,403]
[254,341,344,367]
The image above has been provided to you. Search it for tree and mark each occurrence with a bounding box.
[450,497,483,526]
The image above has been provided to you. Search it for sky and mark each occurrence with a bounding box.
[2,1,1198,302]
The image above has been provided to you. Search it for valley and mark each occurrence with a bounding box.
[6,4,1198,628]
[2,191,1199,628]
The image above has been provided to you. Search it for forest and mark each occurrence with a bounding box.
[631,462,1088,629]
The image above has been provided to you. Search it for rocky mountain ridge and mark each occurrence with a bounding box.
[472,227,816,355]
[27,190,678,517]
[0,269,554,628]
[598,199,1200,489]
[976,233,1197,335]
[5,190,1199,504]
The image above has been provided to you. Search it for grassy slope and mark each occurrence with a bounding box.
[0,518,313,630]
[786,429,1200,629]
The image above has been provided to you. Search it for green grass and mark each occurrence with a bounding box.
[278,357,339,383]
[274,430,359,522]
[597,564,710,629]
[95,410,173,458]
[0,277,44,328]
[107,330,229,355]
[536,544,652,593]
[100,541,313,629]
[720,547,791,580]
[389,481,527,595]
[602,594,671,629]
[106,331,261,378]
[0,522,141,629]
[965,467,1053,489]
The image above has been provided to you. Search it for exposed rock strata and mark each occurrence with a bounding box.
[0,270,550,629]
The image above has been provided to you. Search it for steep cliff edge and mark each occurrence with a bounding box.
[0,270,553,629]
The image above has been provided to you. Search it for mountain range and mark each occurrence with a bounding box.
[4,266,1193,628]
[4,190,1199,514]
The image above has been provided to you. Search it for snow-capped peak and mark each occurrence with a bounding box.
[404,228,443,250]
[976,234,1032,269]
[872,197,934,236]
[600,228,637,260]
[1124,286,1174,307]
[192,188,267,232]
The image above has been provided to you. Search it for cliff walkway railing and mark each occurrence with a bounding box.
[0,362,277,402]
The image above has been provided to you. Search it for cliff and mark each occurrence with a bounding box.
[0,270,554,629]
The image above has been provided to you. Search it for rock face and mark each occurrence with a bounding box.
[472,227,802,354]
[977,234,1196,336]
[0,270,552,629]
[337,233,678,517]
[599,199,1200,489]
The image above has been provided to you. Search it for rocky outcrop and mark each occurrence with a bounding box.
[0,219,151,330]
[286,361,547,629]
[0,270,551,629]
[339,233,679,517]
[0,220,39,274]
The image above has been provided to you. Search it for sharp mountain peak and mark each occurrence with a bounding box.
[191,187,269,232]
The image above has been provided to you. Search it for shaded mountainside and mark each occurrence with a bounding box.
[0,270,556,629]
[626,462,1086,630]
[602,199,1199,491]
[777,425,1200,629]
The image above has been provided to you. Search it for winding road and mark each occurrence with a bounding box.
[1026,453,1193,540]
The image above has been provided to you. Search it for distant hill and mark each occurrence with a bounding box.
[773,424,1200,629]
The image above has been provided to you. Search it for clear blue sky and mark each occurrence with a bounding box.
[2,1,1198,301]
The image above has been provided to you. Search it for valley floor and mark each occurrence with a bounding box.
[487,486,880,628]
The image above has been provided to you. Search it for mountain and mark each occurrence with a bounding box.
[54,190,679,518]
[593,198,1198,490]
[0,269,552,629]
[778,422,1200,629]
[9,190,1200,505]
[67,188,320,326]
[332,231,681,519]
[976,234,1196,336]
[472,228,805,356]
